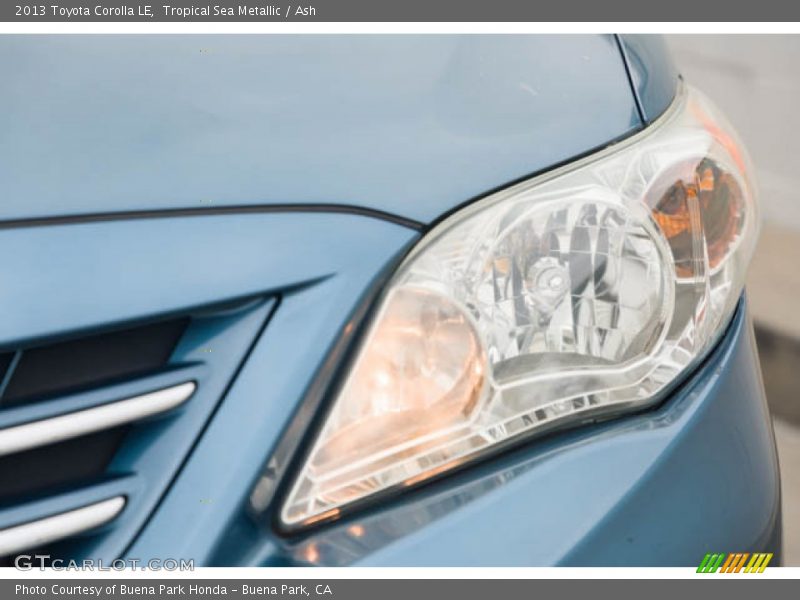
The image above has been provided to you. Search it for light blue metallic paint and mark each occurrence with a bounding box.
[0,35,641,225]
[0,214,410,343]
[0,212,417,562]
[0,35,773,566]
[561,308,780,566]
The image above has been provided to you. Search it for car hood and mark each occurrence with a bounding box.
[1,35,643,226]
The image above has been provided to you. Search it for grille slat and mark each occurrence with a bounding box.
[0,317,194,556]
[0,381,196,458]
[0,294,274,561]
[0,497,125,557]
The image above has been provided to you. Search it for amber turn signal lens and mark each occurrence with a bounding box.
[649,157,745,278]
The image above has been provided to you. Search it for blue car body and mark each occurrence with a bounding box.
[0,34,780,566]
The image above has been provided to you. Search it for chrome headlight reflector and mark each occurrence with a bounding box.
[281,86,759,526]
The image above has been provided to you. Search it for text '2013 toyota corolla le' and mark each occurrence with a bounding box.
[0,34,780,567]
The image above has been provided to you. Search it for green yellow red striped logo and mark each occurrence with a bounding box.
[697,552,773,573]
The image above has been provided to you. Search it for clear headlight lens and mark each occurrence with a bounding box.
[281,85,759,526]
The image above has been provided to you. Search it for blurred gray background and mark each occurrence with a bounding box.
[666,35,800,566]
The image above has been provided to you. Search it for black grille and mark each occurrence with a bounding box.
[0,317,189,510]
[0,318,189,407]
[0,354,13,383]
[0,427,128,504]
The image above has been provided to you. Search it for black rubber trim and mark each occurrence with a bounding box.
[0,204,425,233]
[614,34,648,126]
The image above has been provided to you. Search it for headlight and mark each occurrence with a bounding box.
[281,85,759,527]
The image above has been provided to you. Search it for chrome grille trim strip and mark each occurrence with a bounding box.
[0,381,195,457]
[0,496,125,556]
